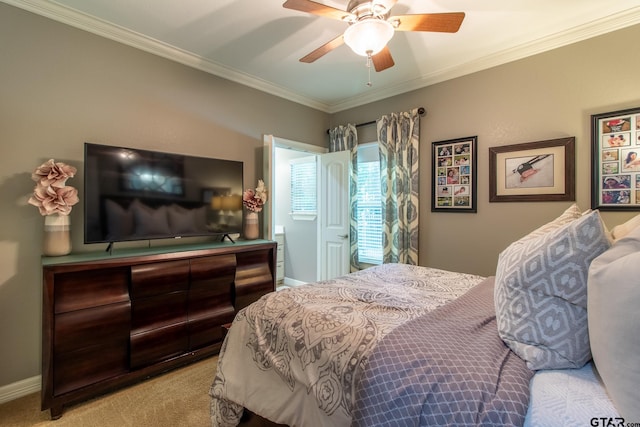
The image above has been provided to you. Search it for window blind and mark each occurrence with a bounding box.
[290,156,317,214]
[357,144,383,264]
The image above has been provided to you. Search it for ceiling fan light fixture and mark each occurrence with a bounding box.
[343,18,394,57]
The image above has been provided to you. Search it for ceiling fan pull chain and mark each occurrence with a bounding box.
[366,52,373,87]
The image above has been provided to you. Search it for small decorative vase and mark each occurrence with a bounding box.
[43,214,72,256]
[244,211,260,240]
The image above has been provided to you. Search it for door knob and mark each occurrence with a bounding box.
[338,234,348,239]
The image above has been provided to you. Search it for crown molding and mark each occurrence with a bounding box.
[1,0,332,112]
[4,1,640,114]
[327,6,640,113]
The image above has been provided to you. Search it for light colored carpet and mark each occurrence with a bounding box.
[0,356,217,427]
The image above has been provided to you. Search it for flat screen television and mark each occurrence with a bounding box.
[84,142,244,246]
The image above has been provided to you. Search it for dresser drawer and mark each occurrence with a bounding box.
[54,268,129,314]
[131,291,188,334]
[276,235,284,255]
[235,250,274,300]
[130,260,189,299]
[189,307,235,350]
[53,301,130,396]
[54,340,129,396]
[276,261,284,281]
[189,285,233,321]
[130,323,189,369]
[275,233,284,282]
[190,254,236,291]
[54,301,130,353]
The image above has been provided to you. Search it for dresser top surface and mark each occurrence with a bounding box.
[42,240,275,266]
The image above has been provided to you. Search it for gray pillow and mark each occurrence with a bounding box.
[131,200,171,236]
[104,199,134,240]
[495,210,610,370]
[168,204,197,234]
[588,226,640,421]
[168,204,208,234]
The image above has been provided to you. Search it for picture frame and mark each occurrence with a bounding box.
[431,136,477,213]
[489,137,575,202]
[591,106,640,210]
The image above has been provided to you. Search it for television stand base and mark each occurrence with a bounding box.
[221,234,236,243]
[105,242,114,255]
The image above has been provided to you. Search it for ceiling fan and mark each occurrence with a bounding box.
[283,0,465,72]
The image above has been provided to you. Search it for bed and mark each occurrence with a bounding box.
[210,205,640,426]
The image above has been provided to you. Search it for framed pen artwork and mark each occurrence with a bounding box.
[489,137,575,202]
[431,136,477,213]
[591,106,640,210]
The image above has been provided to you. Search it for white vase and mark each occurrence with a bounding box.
[43,214,72,256]
[244,211,260,240]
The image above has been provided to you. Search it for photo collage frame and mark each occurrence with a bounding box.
[431,136,477,213]
[592,107,640,210]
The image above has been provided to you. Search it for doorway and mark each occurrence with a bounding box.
[263,135,350,285]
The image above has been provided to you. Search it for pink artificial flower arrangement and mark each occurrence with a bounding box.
[242,179,268,212]
[28,159,79,216]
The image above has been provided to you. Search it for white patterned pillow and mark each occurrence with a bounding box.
[517,203,582,243]
[588,226,640,421]
[495,210,611,370]
[611,213,640,240]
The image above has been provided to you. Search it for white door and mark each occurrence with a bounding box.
[319,151,350,280]
[263,135,275,240]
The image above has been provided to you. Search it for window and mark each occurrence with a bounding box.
[290,156,317,219]
[356,144,383,264]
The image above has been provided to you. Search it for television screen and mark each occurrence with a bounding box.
[84,143,244,244]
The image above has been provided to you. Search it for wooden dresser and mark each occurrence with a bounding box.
[41,240,276,419]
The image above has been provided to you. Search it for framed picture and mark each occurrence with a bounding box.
[489,137,575,202]
[591,106,640,210]
[431,136,477,212]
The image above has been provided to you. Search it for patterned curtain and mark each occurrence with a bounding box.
[376,109,420,265]
[328,124,360,272]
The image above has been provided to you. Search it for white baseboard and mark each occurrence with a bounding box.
[0,375,40,404]
[283,277,307,287]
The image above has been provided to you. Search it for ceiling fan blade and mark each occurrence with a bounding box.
[392,12,465,33]
[283,0,351,21]
[300,35,344,63]
[382,0,399,10]
[372,46,394,72]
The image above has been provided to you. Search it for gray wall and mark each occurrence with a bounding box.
[331,23,640,278]
[0,3,328,388]
[2,0,640,392]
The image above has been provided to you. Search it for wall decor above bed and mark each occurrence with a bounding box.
[591,106,640,210]
[431,136,477,212]
[489,137,575,202]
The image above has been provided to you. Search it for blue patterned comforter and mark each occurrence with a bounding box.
[351,276,533,426]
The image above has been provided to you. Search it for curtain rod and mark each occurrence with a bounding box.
[327,107,426,134]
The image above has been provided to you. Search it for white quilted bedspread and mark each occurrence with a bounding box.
[524,362,619,427]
